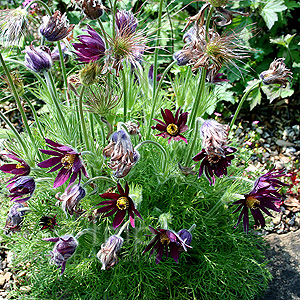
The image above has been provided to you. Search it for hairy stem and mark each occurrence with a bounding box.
[57,42,68,100]
[78,86,89,150]
[82,176,117,187]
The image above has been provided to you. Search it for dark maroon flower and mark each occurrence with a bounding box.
[96,182,143,229]
[142,226,191,264]
[192,146,236,185]
[0,150,30,182]
[39,10,74,42]
[40,215,58,230]
[151,108,188,144]
[43,235,78,274]
[72,25,105,63]
[38,139,88,189]
[211,73,229,83]
[4,203,25,232]
[7,176,35,203]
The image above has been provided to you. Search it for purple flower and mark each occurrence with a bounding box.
[39,10,74,42]
[148,65,162,86]
[103,130,140,178]
[6,176,35,203]
[24,45,53,73]
[51,42,69,62]
[0,151,30,182]
[96,182,143,229]
[142,226,191,264]
[115,10,138,35]
[55,184,86,216]
[151,108,189,144]
[211,73,229,83]
[38,139,88,188]
[43,235,78,275]
[4,203,25,232]
[72,25,105,63]
[97,235,123,270]
[192,146,236,185]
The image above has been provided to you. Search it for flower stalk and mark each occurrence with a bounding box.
[24,0,52,15]
[57,41,68,98]
[116,219,130,237]
[82,176,117,188]
[79,86,89,150]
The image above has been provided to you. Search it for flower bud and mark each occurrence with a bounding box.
[24,45,53,73]
[75,0,105,20]
[97,235,123,270]
[79,62,100,86]
[7,176,35,203]
[177,229,192,245]
[4,203,25,232]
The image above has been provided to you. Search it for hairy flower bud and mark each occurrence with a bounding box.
[97,235,123,270]
[79,62,100,86]
[4,203,25,232]
[24,45,53,73]
[7,176,35,203]
[74,0,106,20]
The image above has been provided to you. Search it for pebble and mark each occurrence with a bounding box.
[0,276,5,286]
[19,286,31,292]
[273,216,281,225]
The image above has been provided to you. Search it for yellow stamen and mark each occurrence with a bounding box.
[160,233,170,245]
[116,197,129,210]
[246,196,260,209]
[166,123,179,136]
[61,154,76,170]
[16,163,25,169]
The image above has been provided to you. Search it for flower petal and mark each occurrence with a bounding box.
[112,210,126,229]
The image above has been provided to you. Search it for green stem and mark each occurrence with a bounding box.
[24,0,52,14]
[152,0,164,100]
[97,19,108,48]
[43,71,69,134]
[135,140,167,173]
[57,42,68,98]
[147,61,176,138]
[78,86,89,150]
[112,0,117,39]
[0,52,35,151]
[117,219,131,236]
[121,69,127,122]
[184,118,202,165]
[229,79,262,132]
[0,111,27,153]
[188,68,207,128]
[205,7,214,42]
[82,176,117,187]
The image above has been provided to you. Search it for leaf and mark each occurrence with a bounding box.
[260,0,287,29]
[270,34,296,47]
[261,84,294,102]
[249,88,262,110]
[0,128,15,139]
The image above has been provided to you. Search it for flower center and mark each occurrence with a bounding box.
[166,123,179,136]
[207,154,221,163]
[16,163,25,169]
[160,233,170,245]
[61,154,76,169]
[246,196,260,209]
[116,197,129,210]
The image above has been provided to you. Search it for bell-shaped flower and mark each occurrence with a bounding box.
[4,203,25,232]
[6,176,35,203]
[24,45,53,73]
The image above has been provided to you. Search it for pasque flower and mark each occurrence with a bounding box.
[97,235,123,270]
[6,176,35,203]
[51,43,69,62]
[103,130,140,178]
[4,203,25,232]
[260,58,293,88]
[40,215,58,230]
[193,119,236,185]
[55,184,86,216]
[231,169,287,233]
[39,10,74,42]
[44,235,78,274]
[143,226,191,264]
[115,10,138,35]
[0,151,30,182]
[96,182,143,229]
[38,139,88,188]
[151,108,188,144]
[73,25,105,63]
[73,0,105,20]
[24,45,53,73]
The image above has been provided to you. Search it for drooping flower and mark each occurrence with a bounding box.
[174,25,251,82]
[0,150,30,182]
[231,169,287,233]
[72,25,105,63]
[177,228,193,253]
[97,235,123,270]
[103,130,140,178]
[24,45,53,73]
[0,7,28,47]
[38,138,88,188]
[124,120,141,138]
[96,182,143,229]
[6,176,35,203]
[39,10,74,42]
[43,235,78,274]
[73,0,106,20]
[40,215,58,230]
[142,226,191,264]
[55,184,86,216]
[260,58,293,88]
[151,108,188,144]
[4,203,25,233]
